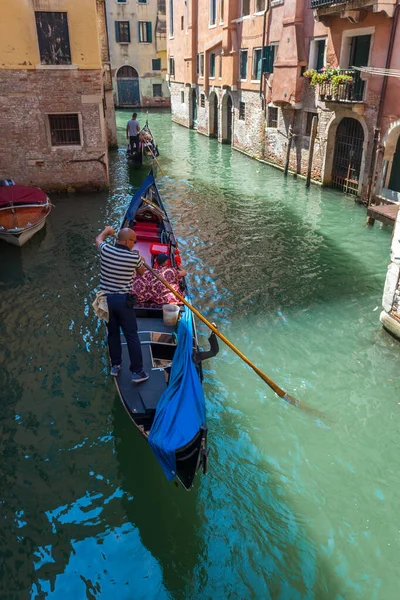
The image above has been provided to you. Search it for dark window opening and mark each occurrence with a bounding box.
[239,102,245,120]
[181,90,185,103]
[152,58,161,70]
[305,112,317,136]
[240,50,248,80]
[267,106,278,128]
[315,39,325,71]
[153,84,162,97]
[210,0,217,25]
[210,53,216,78]
[242,0,250,16]
[35,12,71,65]
[115,21,130,43]
[169,57,175,76]
[200,53,204,77]
[49,114,80,146]
[200,93,205,107]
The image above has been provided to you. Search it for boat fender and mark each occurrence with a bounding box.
[193,327,219,364]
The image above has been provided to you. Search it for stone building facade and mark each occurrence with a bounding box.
[0,0,116,192]
[106,0,170,108]
[167,0,400,202]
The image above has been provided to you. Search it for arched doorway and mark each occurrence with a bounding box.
[117,66,140,106]
[331,118,364,195]
[191,88,197,129]
[209,92,218,138]
[221,93,232,144]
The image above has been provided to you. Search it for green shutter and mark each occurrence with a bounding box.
[147,22,152,43]
[115,21,120,43]
[316,40,325,71]
[126,22,130,42]
[138,22,141,42]
[263,46,274,73]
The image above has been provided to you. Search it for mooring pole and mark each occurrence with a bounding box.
[284,112,296,177]
[305,116,318,188]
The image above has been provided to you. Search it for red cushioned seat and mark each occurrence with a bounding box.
[135,231,161,242]
[134,221,159,230]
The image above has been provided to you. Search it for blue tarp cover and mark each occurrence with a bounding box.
[148,309,206,481]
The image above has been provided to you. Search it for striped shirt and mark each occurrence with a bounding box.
[99,242,143,294]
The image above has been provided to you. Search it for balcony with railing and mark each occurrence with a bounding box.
[318,69,365,103]
[310,0,396,16]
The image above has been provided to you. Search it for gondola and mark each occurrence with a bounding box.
[127,121,159,170]
[114,171,217,490]
[0,184,52,247]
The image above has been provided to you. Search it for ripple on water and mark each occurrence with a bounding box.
[0,109,398,600]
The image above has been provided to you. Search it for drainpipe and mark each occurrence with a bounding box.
[367,1,400,205]
[259,1,270,102]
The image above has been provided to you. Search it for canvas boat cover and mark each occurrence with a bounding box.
[0,185,47,208]
[148,308,206,481]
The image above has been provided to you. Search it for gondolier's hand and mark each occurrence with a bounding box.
[96,225,115,248]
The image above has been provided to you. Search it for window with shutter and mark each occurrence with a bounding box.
[138,21,152,43]
[152,58,161,71]
[115,21,130,43]
[263,45,276,74]
[316,40,325,71]
[239,50,248,80]
[253,48,262,80]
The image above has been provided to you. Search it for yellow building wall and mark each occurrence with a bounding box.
[0,0,102,70]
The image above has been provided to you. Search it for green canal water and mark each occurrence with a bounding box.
[0,109,399,599]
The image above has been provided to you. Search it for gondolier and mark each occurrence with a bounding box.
[96,226,149,383]
[126,113,140,155]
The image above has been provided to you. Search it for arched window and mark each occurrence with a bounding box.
[117,66,139,79]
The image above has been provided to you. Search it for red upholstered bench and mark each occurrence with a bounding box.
[134,221,159,230]
[135,230,161,242]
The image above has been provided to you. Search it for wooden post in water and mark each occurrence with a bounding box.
[284,113,296,177]
[305,115,318,188]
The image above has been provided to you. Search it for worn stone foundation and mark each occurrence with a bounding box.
[0,69,109,192]
[170,79,380,198]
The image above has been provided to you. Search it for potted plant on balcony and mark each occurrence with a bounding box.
[331,73,353,100]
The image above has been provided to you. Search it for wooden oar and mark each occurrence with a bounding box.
[143,262,317,413]
[145,143,165,177]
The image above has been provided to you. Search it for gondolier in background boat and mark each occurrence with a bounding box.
[95,226,149,384]
[126,113,140,156]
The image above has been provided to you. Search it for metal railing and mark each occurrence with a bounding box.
[310,0,347,8]
[318,69,365,102]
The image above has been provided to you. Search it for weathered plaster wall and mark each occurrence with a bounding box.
[0,0,103,70]
[107,0,170,107]
[170,82,190,127]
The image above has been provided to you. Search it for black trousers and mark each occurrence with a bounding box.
[129,135,139,153]
[106,294,142,372]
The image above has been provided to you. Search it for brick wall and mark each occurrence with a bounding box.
[0,69,109,192]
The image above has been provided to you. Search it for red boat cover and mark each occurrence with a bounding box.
[0,185,47,207]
